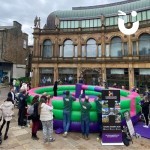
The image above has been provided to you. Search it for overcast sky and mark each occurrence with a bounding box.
[0,0,121,45]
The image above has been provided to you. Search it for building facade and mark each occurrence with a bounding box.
[32,0,150,93]
[0,21,29,83]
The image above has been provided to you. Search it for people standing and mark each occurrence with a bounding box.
[18,89,28,127]
[63,91,76,137]
[39,97,55,143]
[53,81,58,96]
[0,97,14,141]
[79,90,92,140]
[141,95,150,128]
[30,95,40,140]
[94,94,102,138]
[7,87,15,104]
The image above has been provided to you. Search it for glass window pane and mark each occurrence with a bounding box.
[137,12,142,21]
[59,45,63,57]
[114,17,118,25]
[106,44,109,57]
[106,18,109,26]
[142,11,147,20]
[98,19,101,27]
[132,41,137,56]
[43,40,52,58]
[90,20,93,27]
[86,39,97,57]
[74,21,79,28]
[64,21,67,28]
[98,45,101,57]
[147,10,150,19]
[93,19,97,27]
[124,42,128,56]
[82,45,85,57]
[110,37,122,57]
[75,46,78,57]
[110,17,114,25]
[139,34,150,55]
[131,15,137,22]
[86,20,90,27]
[71,21,74,28]
[64,40,73,57]
[68,21,71,28]
[60,21,63,28]
[82,20,86,28]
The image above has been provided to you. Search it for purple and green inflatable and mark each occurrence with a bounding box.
[27,84,141,132]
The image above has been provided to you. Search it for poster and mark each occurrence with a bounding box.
[124,111,135,137]
[101,90,123,145]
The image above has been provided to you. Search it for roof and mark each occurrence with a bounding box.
[0,26,13,30]
[46,0,150,29]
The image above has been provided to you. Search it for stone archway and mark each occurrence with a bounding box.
[79,68,102,85]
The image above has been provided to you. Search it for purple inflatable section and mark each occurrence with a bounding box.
[54,114,140,132]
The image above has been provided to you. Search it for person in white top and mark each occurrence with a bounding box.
[39,97,55,143]
[0,97,14,141]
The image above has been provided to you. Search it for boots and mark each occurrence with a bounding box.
[32,133,39,140]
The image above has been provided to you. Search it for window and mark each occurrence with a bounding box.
[142,11,147,20]
[23,40,27,49]
[82,45,85,57]
[64,40,74,57]
[98,45,102,57]
[132,41,137,56]
[124,42,128,56]
[110,37,122,57]
[137,12,142,21]
[105,44,109,57]
[139,34,150,56]
[106,18,110,26]
[74,46,78,57]
[86,39,97,57]
[59,45,63,57]
[43,40,52,58]
[147,10,150,20]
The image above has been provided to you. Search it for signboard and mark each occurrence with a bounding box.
[124,111,135,137]
[101,90,123,145]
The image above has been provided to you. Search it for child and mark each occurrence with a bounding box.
[39,97,55,143]
[0,97,14,142]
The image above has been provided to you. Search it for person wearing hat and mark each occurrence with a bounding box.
[79,90,92,140]
[94,94,102,138]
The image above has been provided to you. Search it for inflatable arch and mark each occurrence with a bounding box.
[27,84,141,132]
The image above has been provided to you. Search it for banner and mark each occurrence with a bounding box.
[101,90,123,145]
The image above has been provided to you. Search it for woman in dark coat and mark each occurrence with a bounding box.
[141,95,150,128]
[31,95,40,140]
[53,81,58,96]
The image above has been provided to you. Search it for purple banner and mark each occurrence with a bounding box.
[102,133,122,143]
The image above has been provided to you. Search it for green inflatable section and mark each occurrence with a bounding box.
[53,109,98,122]
[28,85,142,123]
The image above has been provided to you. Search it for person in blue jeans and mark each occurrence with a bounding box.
[94,94,102,139]
[79,90,92,140]
[63,90,76,137]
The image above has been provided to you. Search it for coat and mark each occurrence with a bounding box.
[0,101,14,121]
[40,103,53,121]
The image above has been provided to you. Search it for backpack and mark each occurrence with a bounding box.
[27,105,34,115]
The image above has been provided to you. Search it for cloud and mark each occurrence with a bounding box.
[0,0,121,45]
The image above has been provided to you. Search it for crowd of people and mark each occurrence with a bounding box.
[0,80,149,145]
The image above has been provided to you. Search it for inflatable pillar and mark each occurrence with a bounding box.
[75,83,85,98]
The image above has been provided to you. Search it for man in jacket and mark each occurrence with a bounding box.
[18,89,28,127]
[63,91,76,137]
[79,90,92,140]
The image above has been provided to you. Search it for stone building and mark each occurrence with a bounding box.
[0,21,29,83]
[32,0,150,93]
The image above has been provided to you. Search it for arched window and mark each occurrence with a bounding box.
[86,39,97,57]
[139,34,150,56]
[110,37,122,57]
[43,40,53,58]
[64,40,74,57]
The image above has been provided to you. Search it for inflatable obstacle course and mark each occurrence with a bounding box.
[27,84,141,132]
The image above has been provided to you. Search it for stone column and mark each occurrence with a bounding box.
[54,65,58,82]
[128,35,132,56]
[129,67,134,90]
[101,32,105,57]
[78,35,81,57]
